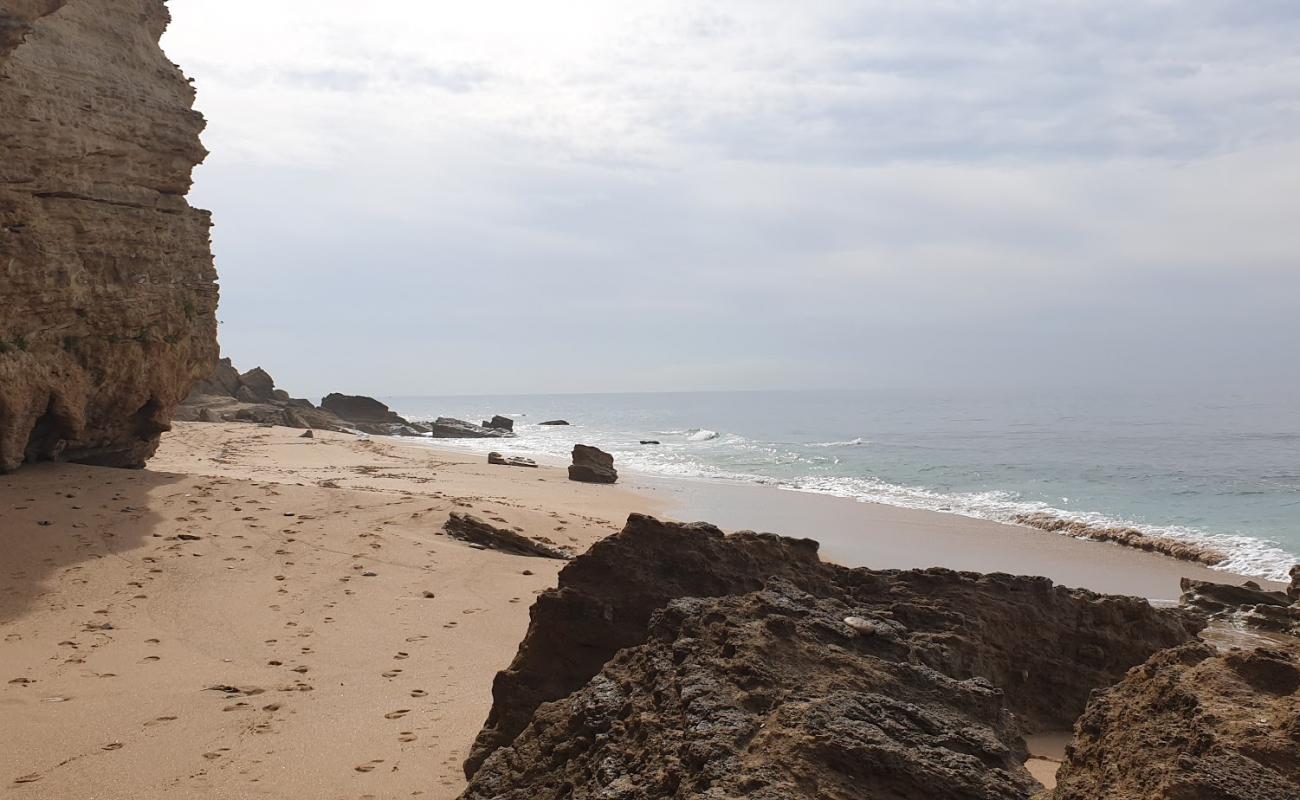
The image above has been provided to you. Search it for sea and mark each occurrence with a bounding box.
[384,388,1300,582]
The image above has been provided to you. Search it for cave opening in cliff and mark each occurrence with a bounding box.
[22,399,74,464]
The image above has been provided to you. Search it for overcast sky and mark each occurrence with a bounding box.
[163,1,1300,398]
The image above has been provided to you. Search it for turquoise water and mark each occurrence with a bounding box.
[385,388,1300,580]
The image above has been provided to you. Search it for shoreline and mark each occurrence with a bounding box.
[393,434,1281,600]
[0,422,1280,798]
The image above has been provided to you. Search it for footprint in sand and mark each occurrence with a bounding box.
[384,709,410,720]
[145,715,178,727]
[410,689,427,698]
[354,759,384,772]
[398,732,418,742]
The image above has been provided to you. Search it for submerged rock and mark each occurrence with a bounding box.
[1051,642,1300,799]
[462,514,1202,781]
[1013,512,1226,566]
[0,0,219,472]
[443,513,571,560]
[538,420,569,426]
[568,444,617,484]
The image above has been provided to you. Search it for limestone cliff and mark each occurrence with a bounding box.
[0,0,218,471]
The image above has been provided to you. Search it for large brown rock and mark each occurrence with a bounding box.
[1051,642,1300,800]
[319,393,405,424]
[464,579,1043,800]
[568,443,617,483]
[462,514,1203,779]
[0,0,219,472]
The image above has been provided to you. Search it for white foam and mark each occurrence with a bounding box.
[687,429,720,442]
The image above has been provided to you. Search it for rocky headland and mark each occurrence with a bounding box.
[0,0,218,472]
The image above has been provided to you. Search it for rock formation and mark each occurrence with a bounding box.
[1050,642,1300,799]
[538,419,569,426]
[1180,577,1300,635]
[319,393,405,426]
[464,579,1044,800]
[0,0,219,472]
[176,359,348,432]
[427,417,512,439]
[568,444,617,484]
[487,452,537,468]
[1290,565,1299,602]
[443,512,572,560]
[462,514,1203,781]
[482,415,514,432]
[1013,513,1225,566]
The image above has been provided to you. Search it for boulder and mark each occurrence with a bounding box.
[191,357,242,398]
[482,415,514,432]
[464,579,1043,800]
[488,452,538,468]
[319,393,405,424]
[538,420,569,426]
[0,0,218,472]
[1051,642,1300,799]
[1290,565,1299,602]
[198,407,222,423]
[271,389,291,403]
[299,429,314,439]
[567,444,617,484]
[443,513,571,560]
[428,417,513,439]
[237,367,276,402]
[234,384,261,404]
[462,514,1202,779]
[282,407,311,430]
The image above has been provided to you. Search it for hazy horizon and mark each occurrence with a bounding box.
[164,1,1300,399]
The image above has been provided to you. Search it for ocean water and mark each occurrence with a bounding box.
[384,388,1300,581]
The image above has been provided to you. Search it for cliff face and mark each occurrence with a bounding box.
[0,0,218,472]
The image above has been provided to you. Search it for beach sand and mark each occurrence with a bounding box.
[0,422,1271,797]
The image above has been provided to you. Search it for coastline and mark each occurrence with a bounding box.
[0,422,1279,798]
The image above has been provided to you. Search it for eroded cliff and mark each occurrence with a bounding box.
[0,0,217,471]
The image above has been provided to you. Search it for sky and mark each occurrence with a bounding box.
[162,1,1300,399]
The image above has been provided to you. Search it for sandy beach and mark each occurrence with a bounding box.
[0,422,1274,798]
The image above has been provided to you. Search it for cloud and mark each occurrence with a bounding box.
[162,0,1300,396]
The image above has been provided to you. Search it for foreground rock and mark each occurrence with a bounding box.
[1051,642,1300,799]
[464,579,1042,800]
[1290,565,1300,601]
[443,512,571,560]
[462,514,1202,780]
[567,444,617,484]
[0,0,219,472]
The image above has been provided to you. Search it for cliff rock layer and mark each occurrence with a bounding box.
[0,0,218,472]
[463,514,1204,781]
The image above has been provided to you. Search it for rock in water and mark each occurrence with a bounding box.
[0,0,219,472]
[538,420,569,426]
[461,514,1202,781]
[1051,642,1300,800]
[568,444,617,484]
[443,513,571,560]
[482,415,514,432]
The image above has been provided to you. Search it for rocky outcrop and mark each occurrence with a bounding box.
[462,514,1202,780]
[1290,565,1299,602]
[568,444,617,484]
[443,512,571,560]
[428,417,512,439]
[1050,642,1300,799]
[482,415,514,432]
[538,419,569,426]
[319,393,403,425]
[1013,512,1226,566]
[487,452,537,469]
[464,578,1043,800]
[0,0,219,472]
[1180,577,1300,635]
[177,359,350,432]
